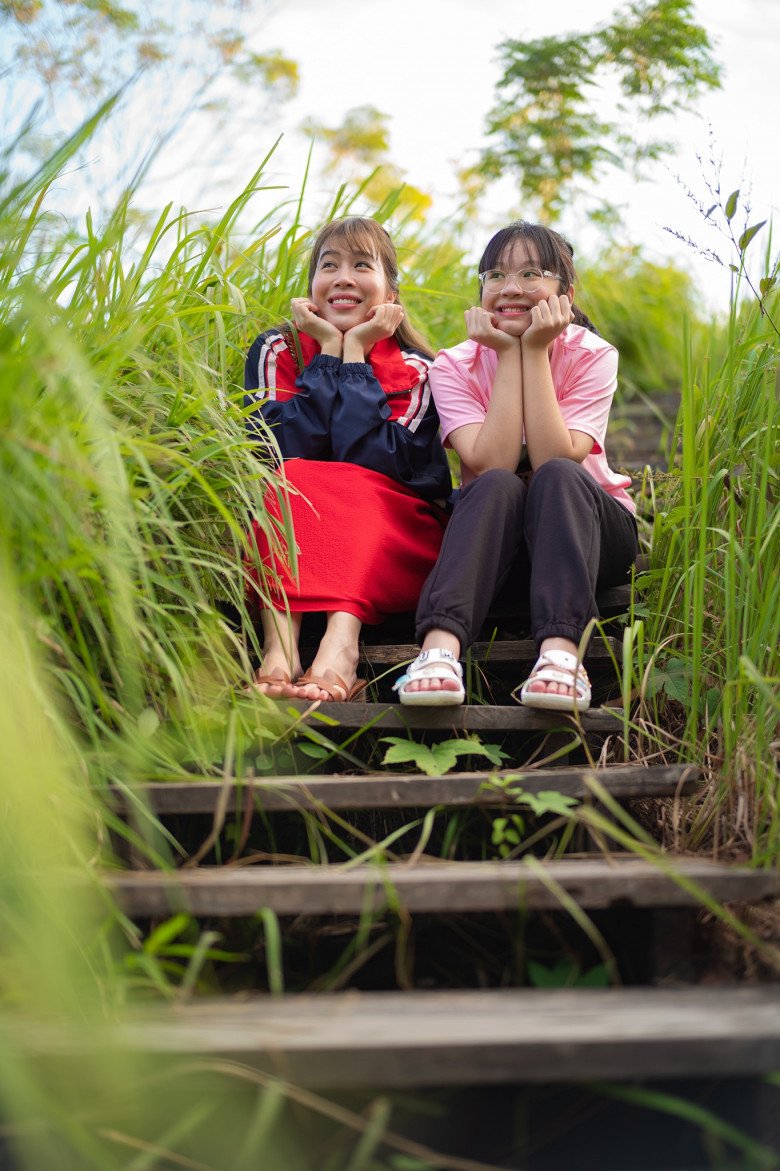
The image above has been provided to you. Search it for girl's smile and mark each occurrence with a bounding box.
[482,243,570,334]
[311,246,394,328]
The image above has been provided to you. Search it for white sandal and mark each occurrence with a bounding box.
[517,649,591,713]
[393,648,465,706]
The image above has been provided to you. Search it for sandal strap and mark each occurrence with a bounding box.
[529,650,589,693]
[393,647,463,691]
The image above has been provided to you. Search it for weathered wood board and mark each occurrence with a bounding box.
[109,764,701,815]
[107,856,780,918]
[30,986,777,1087]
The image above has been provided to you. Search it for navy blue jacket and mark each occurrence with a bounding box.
[244,327,452,503]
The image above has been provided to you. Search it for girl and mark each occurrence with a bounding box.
[394,221,638,712]
[244,217,451,702]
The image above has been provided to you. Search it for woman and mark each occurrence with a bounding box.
[244,217,451,702]
[393,221,638,711]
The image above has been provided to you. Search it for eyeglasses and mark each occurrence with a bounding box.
[478,267,563,292]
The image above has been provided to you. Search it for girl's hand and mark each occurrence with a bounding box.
[521,294,572,352]
[465,306,520,353]
[290,297,343,351]
[343,302,404,357]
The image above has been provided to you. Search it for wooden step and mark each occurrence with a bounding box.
[106,856,780,919]
[101,986,780,1086]
[288,701,624,732]
[362,638,621,667]
[111,764,701,815]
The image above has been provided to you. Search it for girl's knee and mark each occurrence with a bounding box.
[465,467,525,505]
[529,458,590,497]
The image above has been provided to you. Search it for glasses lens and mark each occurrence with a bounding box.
[481,269,546,291]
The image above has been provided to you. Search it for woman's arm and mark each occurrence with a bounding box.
[442,308,525,477]
[244,329,340,459]
[520,295,594,468]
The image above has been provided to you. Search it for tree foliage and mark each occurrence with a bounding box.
[477,0,721,221]
[303,104,433,223]
[1,0,298,101]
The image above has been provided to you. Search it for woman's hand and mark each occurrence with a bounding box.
[521,294,572,352]
[290,297,343,354]
[343,303,404,361]
[464,306,520,353]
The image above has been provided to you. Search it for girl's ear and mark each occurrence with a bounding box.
[565,283,575,302]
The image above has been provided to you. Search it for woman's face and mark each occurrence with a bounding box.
[480,241,571,337]
[310,243,394,330]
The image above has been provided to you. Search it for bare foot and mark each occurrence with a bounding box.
[287,626,361,702]
[525,638,581,700]
[401,633,462,696]
[252,659,302,698]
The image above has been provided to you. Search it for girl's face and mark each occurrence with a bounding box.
[481,241,572,336]
[310,244,394,330]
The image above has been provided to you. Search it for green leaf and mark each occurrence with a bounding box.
[297,742,330,759]
[137,706,160,738]
[738,220,767,252]
[724,189,739,220]
[527,959,578,987]
[143,914,190,955]
[518,789,580,817]
[759,276,777,296]
[381,735,508,777]
[576,963,611,987]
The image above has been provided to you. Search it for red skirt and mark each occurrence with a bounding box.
[247,460,447,624]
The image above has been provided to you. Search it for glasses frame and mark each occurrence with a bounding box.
[477,268,564,292]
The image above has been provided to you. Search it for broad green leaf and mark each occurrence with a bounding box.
[519,789,580,818]
[137,707,160,738]
[738,220,767,252]
[724,189,740,220]
[381,736,508,777]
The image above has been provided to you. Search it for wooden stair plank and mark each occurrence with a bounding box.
[106,857,780,918]
[102,987,780,1086]
[288,701,623,731]
[111,764,701,815]
[363,638,621,667]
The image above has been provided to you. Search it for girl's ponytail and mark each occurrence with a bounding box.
[571,305,601,337]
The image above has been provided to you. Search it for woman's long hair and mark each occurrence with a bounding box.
[478,221,601,336]
[306,217,434,358]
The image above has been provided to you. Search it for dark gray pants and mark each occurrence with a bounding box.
[415,459,639,650]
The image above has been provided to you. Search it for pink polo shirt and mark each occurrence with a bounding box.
[429,325,635,514]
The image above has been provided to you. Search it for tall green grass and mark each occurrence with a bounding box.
[631,288,779,863]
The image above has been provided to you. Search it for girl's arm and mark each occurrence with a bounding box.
[520,295,594,468]
[446,308,525,477]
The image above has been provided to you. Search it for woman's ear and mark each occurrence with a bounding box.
[565,284,574,302]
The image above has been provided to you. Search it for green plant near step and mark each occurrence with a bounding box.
[527,959,610,988]
[380,735,508,777]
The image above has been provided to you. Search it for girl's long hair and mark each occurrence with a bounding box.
[478,222,601,336]
[306,217,434,358]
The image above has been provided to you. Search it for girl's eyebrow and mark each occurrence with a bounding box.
[319,247,376,262]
